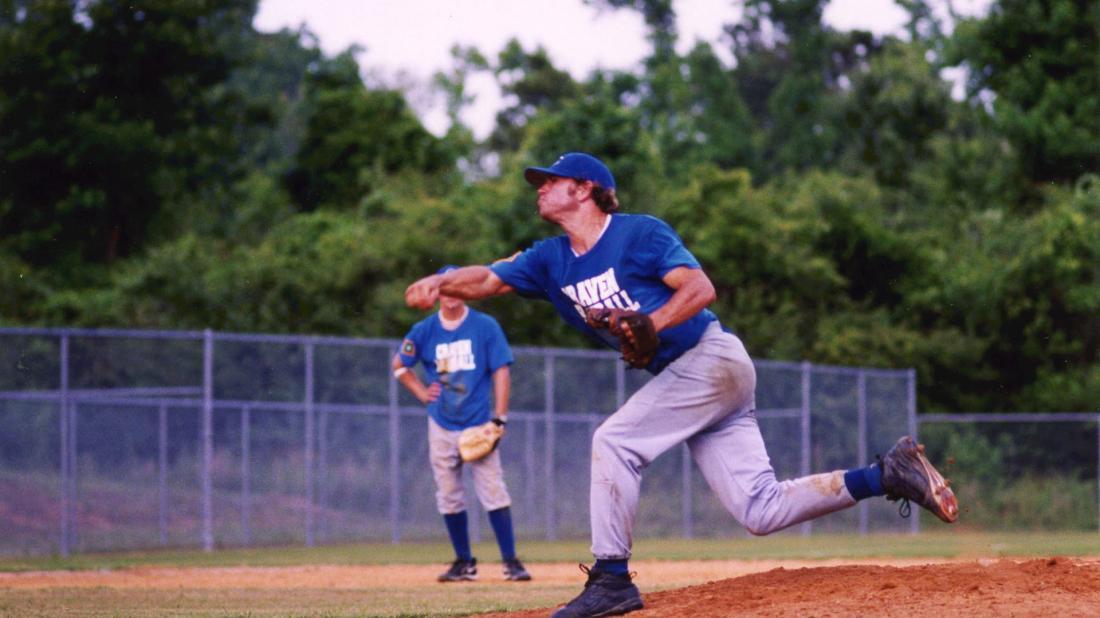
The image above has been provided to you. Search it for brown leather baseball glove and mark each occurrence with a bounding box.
[458,418,506,463]
[585,308,659,369]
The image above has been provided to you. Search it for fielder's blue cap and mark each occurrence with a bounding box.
[524,152,616,190]
[436,264,459,275]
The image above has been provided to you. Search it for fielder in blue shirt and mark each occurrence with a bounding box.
[393,266,530,583]
[405,153,957,617]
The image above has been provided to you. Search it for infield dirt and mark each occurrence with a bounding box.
[491,557,1100,617]
[3,557,1100,616]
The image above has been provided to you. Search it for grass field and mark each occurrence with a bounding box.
[3,529,1099,572]
[2,531,1099,617]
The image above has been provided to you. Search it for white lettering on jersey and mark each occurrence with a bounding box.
[561,267,640,319]
[562,285,579,304]
[435,339,476,374]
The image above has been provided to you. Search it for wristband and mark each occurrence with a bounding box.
[492,416,507,427]
[393,367,409,379]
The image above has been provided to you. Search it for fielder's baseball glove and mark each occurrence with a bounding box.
[458,418,506,463]
[585,308,659,369]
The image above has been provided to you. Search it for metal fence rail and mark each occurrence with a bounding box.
[1,326,917,556]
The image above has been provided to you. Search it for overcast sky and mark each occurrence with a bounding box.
[254,0,991,138]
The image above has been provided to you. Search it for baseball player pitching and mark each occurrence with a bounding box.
[393,266,531,583]
[405,153,957,617]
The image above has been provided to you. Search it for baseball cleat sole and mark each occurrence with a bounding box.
[911,442,959,523]
[590,598,644,617]
[438,574,478,582]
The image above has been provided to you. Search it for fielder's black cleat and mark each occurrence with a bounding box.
[437,557,478,582]
[551,564,643,618]
[503,557,532,581]
[880,436,959,523]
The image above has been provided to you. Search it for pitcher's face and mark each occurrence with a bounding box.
[536,176,583,222]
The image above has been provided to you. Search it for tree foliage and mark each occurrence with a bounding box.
[946,0,1100,183]
[286,53,456,211]
[0,0,258,272]
[2,0,1099,415]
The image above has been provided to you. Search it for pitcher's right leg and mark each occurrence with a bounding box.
[688,411,856,535]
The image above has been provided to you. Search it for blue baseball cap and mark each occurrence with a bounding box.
[524,152,616,190]
[436,265,459,275]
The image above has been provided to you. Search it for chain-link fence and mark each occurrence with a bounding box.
[916,414,1100,532]
[4,326,923,556]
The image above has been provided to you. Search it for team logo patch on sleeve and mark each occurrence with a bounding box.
[401,339,415,355]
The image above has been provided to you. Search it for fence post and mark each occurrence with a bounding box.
[800,361,812,537]
[69,400,78,550]
[525,413,536,530]
[202,329,214,552]
[159,402,168,546]
[857,371,868,536]
[907,368,919,535]
[303,340,315,547]
[58,333,70,556]
[544,350,556,541]
[318,407,328,544]
[241,406,251,546]
[682,444,693,538]
[388,344,401,544]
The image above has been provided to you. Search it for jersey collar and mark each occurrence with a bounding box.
[438,306,469,331]
[570,214,613,258]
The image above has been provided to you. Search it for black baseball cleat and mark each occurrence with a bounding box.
[503,557,532,581]
[551,564,643,618]
[880,436,959,523]
[437,557,478,582]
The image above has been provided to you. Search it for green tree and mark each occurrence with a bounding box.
[593,1,757,177]
[166,27,323,242]
[913,176,1100,411]
[946,0,1100,183]
[487,40,579,154]
[432,44,489,168]
[0,249,48,324]
[285,52,456,211]
[724,0,885,179]
[0,0,258,272]
[838,41,953,187]
[43,171,494,335]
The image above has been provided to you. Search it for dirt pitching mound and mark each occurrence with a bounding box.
[493,557,1100,617]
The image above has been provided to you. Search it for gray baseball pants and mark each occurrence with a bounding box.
[428,417,512,514]
[590,322,856,560]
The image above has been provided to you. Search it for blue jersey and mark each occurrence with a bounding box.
[490,213,719,374]
[399,308,514,430]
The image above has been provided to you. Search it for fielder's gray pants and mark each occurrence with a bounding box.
[591,322,856,560]
[428,417,512,515]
